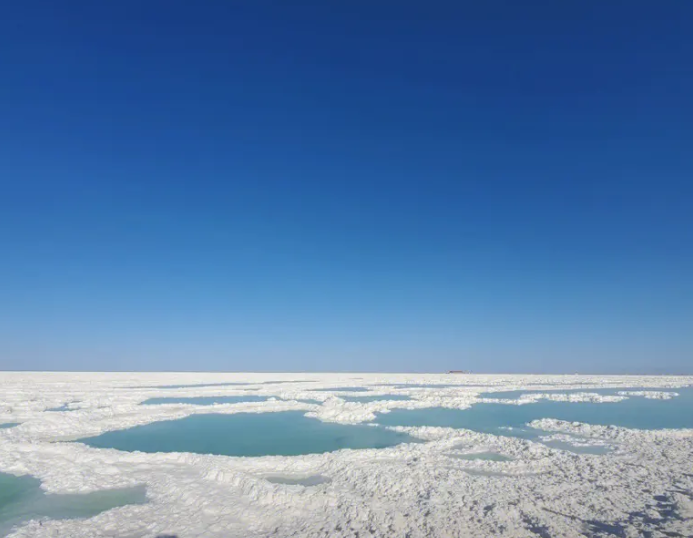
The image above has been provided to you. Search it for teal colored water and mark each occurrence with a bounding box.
[375,388,693,436]
[141,395,269,405]
[342,395,412,403]
[0,472,147,536]
[310,387,370,392]
[79,411,419,457]
[0,423,19,429]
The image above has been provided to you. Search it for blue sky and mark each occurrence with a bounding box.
[1,1,691,373]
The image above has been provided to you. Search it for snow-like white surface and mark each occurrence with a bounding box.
[1,372,692,537]
[617,390,679,399]
[483,392,629,404]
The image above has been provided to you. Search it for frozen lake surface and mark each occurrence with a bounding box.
[1,372,692,537]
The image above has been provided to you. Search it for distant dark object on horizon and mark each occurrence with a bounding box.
[448,370,471,374]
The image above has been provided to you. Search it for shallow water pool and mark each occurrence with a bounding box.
[79,411,419,457]
[375,388,693,437]
[0,472,147,536]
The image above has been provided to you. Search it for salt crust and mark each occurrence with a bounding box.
[1,372,692,537]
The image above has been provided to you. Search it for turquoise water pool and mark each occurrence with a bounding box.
[141,395,269,405]
[375,388,693,437]
[79,411,419,457]
[0,472,147,536]
[0,423,19,429]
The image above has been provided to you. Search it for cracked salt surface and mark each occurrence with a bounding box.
[1,372,692,537]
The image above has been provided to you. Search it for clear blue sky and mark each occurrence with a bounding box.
[1,1,691,373]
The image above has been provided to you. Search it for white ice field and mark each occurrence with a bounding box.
[1,372,692,537]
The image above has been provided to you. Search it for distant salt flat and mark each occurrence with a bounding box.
[140,395,270,405]
[1,372,692,537]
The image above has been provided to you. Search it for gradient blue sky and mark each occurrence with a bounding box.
[1,1,691,373]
